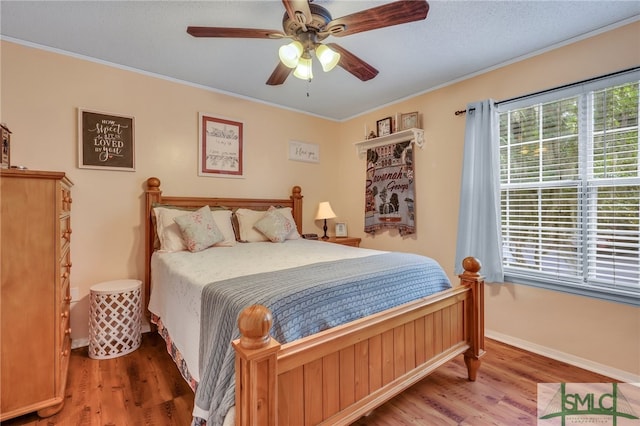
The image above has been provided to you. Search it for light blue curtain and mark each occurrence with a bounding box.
[454,100,504,282]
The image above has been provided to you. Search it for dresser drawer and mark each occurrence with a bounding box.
[59,303,71,345]
[59,248,71,283]
[60,187,72,213]
[60,215,72,248]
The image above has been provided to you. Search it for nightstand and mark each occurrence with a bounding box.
[323,236,361,247]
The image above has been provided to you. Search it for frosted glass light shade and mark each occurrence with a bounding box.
[316,44,341,72]
[278,41,303,68]
[293,56,313,80]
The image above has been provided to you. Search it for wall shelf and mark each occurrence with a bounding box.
[354,128,424,158]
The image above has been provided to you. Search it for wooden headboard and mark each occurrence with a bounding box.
[143,177,303,316]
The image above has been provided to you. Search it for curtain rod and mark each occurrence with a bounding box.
[453,66,639,116]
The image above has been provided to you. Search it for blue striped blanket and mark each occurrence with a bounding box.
[195,252,451,426]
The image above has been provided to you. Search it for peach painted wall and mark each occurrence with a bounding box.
[1,40,341,343]
[339,21,640,378]
[2,21,638,378]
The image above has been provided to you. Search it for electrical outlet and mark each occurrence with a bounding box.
[70,287,80,302]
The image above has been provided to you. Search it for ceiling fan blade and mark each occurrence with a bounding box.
[282,0,312,24]
[326,43,378,82]
[266,62,293,85]
[327,0,429,37]
[187,26,284,39]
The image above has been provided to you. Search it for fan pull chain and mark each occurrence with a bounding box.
[306,78,311,97]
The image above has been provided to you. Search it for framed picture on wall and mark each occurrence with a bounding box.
[78,109,135,171]
[199,113,244,178]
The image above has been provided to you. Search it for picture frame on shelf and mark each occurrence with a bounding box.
[400,112,420,130]
[335,222,348,237]
[376,117,392,137]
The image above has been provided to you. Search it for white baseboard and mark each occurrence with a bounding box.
[71,322,152,350]
[486,330,640,384]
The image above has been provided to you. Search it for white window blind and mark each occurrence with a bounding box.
[498,71,639,305]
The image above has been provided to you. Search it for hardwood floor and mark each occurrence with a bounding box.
[2,333,614,426]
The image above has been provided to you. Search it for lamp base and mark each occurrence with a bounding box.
[322,219,329,240]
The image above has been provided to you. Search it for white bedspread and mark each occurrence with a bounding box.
[148,239,384,382]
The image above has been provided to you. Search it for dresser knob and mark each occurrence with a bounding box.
[65,328,72,335]
[61,311,69,319]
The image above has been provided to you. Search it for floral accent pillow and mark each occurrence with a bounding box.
[173,205,224,252]
[253,209,293,243]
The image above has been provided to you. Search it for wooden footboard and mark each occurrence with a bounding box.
[233,257,485,426]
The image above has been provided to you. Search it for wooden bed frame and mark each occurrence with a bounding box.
[144,177,485,426]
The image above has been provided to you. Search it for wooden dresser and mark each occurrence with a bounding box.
[1,169,73,420]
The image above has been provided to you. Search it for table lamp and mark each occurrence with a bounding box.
[315,201,337,240]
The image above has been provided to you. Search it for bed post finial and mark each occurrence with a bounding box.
[234,305,280,425]
[238,304,273,349]
[147,177,161,190]
[462,256,481,275]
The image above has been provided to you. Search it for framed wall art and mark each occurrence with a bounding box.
[288,140,319,163]
[377,117,392,137]
[78,109,135,171]
[400,112,420,130]
[199,113,244,178]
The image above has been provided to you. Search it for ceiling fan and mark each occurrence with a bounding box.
[187,0,429,85]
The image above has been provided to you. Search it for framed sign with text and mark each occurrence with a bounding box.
[78,109,135,171]
[288,140,319,163]
[199,113,244,178]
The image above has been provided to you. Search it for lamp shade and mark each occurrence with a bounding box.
[315,201,337,220]
[293,56,313,80]
[315,44,341,72]
[278,41,303,68]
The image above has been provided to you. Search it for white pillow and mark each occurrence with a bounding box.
[235,208,269,242]
[153,206,236,251]
[210,209,236,247]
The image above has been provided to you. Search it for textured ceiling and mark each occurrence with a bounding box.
[2,1,639,120]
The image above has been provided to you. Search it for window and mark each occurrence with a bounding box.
[498,72,639,305]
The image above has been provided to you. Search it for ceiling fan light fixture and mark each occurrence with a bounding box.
[315,44,340,72]
[278,41,303,68]
[293,56,313,80]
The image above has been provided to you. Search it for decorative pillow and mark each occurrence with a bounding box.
[234,207,300,242]
[274,206,301,240]
[153,206,236,251]
[173,206,224,252]
[254,209,293,243]
[234,208,269,242]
